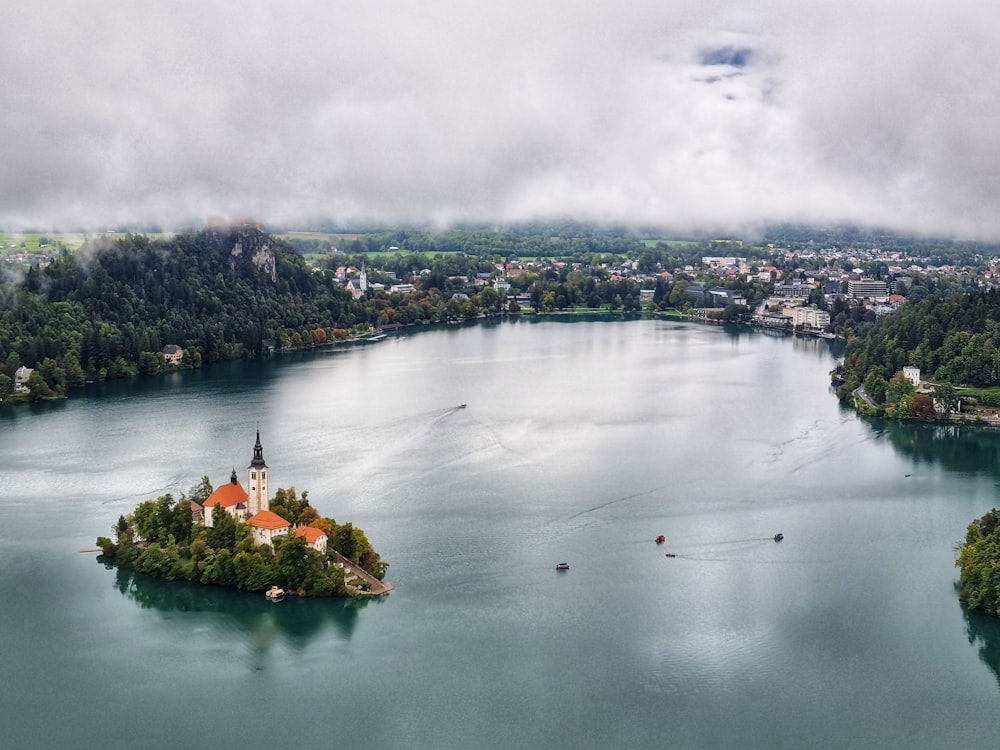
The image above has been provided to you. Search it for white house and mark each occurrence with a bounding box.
[903,366,921,387]
[249,510,292,547]
[295,526,328,554]
[13,365,32,393]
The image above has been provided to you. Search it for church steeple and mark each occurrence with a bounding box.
[251,429,266,468]
[247,429,269,515]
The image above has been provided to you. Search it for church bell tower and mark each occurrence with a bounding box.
[247,429,269,515]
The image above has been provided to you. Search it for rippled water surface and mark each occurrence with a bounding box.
[2,319,1000,748]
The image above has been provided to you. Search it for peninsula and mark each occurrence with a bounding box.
[97,432,390,597]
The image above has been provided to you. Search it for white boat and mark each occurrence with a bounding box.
[265,586,285,601]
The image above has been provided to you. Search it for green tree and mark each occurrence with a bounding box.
[933,383,959,416]
[187,476,214,504]
[885,372,915,406]
[232,551,273,590]
[274,533,324,591]
[206,505,237,550]
[201,547,235,586]
[479,286,500,313]
[334,522,359,561]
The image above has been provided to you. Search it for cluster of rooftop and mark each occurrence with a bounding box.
[194,431,327,554]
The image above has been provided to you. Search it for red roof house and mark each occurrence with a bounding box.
[295,526,329,554]
[249,510,291,547]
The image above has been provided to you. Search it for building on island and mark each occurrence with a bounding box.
[296,525,328,554]
[903,366,921,387]
[202,469,249,526]
[249,509,291,546]
[200,431,312,550]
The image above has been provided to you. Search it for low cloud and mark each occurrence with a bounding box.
[3,1,1000,238]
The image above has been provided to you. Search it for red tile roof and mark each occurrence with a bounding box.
[295,526,327,543]
[248,510,291,529]
[203,481,248,508]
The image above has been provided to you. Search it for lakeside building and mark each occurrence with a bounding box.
[788,306,831,329]
[162,344,183,366]
[13,365,32,393]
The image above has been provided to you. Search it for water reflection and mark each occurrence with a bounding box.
[878,419,1000,476]
[963,603,1000,694]
[103,558,384,648]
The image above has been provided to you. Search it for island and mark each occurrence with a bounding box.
[956,508,1000,618]
[97,432,390,597]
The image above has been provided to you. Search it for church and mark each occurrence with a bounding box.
[200,431,327,553]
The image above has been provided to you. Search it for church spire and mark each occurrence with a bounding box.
[251,428,266,468]
[247,429,269,515]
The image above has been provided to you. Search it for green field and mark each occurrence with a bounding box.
[0,232,173,257]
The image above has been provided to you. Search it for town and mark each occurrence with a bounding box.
[2,225,998,404]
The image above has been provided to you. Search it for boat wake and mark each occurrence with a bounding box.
[564,487,666,521]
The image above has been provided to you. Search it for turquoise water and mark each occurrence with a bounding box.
[2,319,999,748]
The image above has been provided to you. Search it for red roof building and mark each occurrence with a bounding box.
[295,526,329,554]
[202,470,249,527]
[249,510,292,547]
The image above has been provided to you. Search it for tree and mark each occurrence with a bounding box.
[957,509,1000,616]
[206,505,237,550]
[232,551,273,590]
[201,547,235,586]
[297,505,320,525]
[334,522,359,561]
[911,394,936,421]
[26,370,51,401]
[187,476,214,505]
[273,533,324,592]
[138,351,163,375]
[885,372,915,406]
[933,383,959,416]
[479,286,500,313]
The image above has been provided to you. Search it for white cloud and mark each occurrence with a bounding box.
[3,1,1000,237]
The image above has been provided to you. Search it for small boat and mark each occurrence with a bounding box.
[655,535,665,544]
[773,533,784,542]
[459,403,467,408]
[556,562,570,571]
[665,553,676,558]
[265,586,285,601]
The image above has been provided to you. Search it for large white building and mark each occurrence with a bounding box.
[789,306,831,329]
[847,279,889,301]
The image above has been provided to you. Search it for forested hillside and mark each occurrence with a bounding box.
[837,290,1000,404]
[0,227,370,399]
[1,226,670,403]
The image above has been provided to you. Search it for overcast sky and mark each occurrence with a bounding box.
[3,1,1000,237]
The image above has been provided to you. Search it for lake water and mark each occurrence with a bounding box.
[2,318,1000,749]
